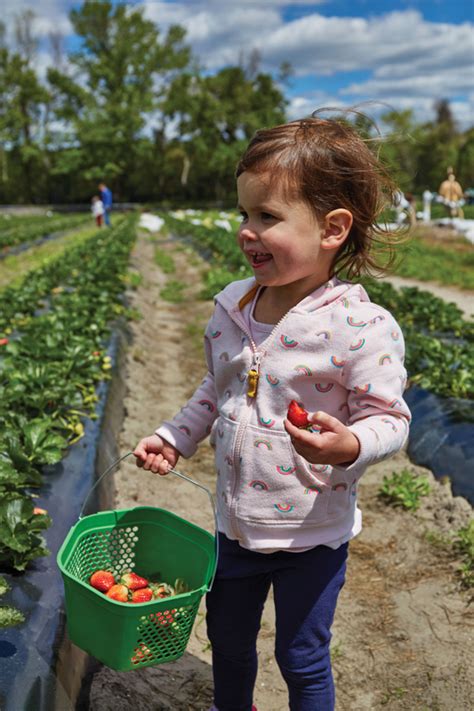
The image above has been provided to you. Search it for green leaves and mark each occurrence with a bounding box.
[0,215,138,570]
[0,493,51,571]
[22,419,67,465]
[379,468,431,511]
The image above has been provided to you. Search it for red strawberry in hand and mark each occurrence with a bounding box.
[119,571,149,590]
[131,588,153,603]
[106,584,129,602]
[287,400,311,429]
[89,570,116,592]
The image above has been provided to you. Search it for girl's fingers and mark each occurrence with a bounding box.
[284,418,318,444]
[309,410,344,432]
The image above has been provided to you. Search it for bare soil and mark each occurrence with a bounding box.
[86,229,473,711]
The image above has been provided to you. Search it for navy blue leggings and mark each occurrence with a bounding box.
[206,534,348,711]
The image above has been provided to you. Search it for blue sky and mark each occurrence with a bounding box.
[3,0,473,128]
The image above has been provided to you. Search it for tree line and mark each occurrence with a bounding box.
[0,2,472,205]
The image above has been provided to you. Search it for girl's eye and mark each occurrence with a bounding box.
[261,212,275,221]
[239,212,248,222]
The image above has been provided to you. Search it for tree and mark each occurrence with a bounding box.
[379,110,422,192]
[162,65,287,201]
[47,1,190,200]
[0,20,50,202]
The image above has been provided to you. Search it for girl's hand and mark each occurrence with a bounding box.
[284,410,360,466]
[133,434,180,475]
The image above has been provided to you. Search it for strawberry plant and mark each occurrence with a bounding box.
[379,468,431,511]
[0,214,89,250]
[0,214,139,570]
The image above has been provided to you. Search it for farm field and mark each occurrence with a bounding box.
[86,221,473,711]
[0,210,472,710]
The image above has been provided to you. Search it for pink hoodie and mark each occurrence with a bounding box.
[157,277,411,552]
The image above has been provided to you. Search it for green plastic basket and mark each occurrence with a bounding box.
[57,456,217,672]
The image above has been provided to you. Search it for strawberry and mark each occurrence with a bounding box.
[131,643,152,664]
[0,338,8,346]
[119,571,149,590]
[131,588,153,603]
[150,582,175,599]
[33,507,47,515]
[154,608,177,627]
[106,584,129,602]
[89,570,116,592]
[287,400,311,429]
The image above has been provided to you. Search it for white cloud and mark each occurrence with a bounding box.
[141,4,473,127]
[262,11,471,78]
[1,0,72,42]
[343,66,474,100]
[286,91,345,120]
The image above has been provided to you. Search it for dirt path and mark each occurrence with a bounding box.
[86,229,473,711]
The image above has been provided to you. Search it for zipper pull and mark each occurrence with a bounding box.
[247,369,259,398]
[247,353,261,398]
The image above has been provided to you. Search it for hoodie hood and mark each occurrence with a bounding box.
[215,276,371,315]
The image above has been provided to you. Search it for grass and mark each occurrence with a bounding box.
[160,279,186,302]
[454,520,474,589]
[393,230,474,290]
[154,248,176,274]
[378,468,431,511]
[0,223,104,290]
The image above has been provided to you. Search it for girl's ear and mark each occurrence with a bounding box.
[321,209,353,250]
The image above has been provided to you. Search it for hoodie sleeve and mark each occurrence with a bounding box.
[340,309,411,472]
[155,329,218,458]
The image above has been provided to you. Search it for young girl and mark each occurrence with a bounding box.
[133,114,411,711]
[91,195,105,227]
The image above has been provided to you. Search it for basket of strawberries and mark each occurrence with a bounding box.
[57,458,217,671]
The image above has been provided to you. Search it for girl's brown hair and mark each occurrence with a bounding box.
[236,109,404,279]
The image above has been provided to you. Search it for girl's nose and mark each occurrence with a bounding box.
[239,224,258,240]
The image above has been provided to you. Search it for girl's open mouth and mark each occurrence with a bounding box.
[249,252,272,267]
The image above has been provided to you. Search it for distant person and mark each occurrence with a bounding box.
[133,113,411,711]
[422,189,433,223]
[91,196,104,227]
[438,168,465,218]
[98,182,113,226]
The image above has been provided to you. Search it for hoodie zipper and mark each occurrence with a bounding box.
[226,304,292,537]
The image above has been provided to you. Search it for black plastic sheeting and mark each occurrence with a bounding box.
[405,386,474,505]
[0,325,129,711]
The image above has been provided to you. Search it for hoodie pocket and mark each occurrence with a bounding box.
[231,423,330,524]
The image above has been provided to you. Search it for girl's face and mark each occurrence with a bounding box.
[237,171,336,297]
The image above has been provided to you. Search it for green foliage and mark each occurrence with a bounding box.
[0,573,25,630]
[454,520,474,588]
[0,215,138,569]
[0,213,89,248]
[46,1,190,200]
[0,606,25,628]
[154,249,176,274]
[379,468,431,511]
[160,279,185,302]
[394,232,474,290]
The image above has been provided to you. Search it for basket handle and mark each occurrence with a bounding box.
[79,451,218,591]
